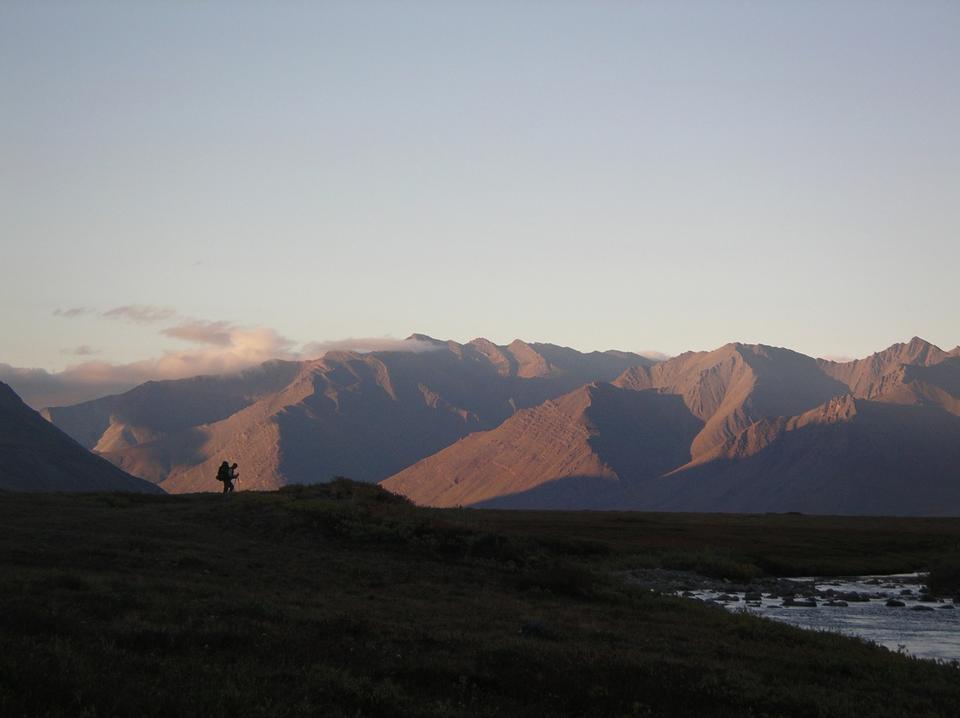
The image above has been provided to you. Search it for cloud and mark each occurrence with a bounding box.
[60,345,100,357]
[162,320,234,346]
[2,322,300,408]
[102,305,178,324]
[55,305,178,323]
[2,321,440,409]
[0,363,146,409]
[53,307,92,318]
[301,336,443,357]
[636,350,671,362]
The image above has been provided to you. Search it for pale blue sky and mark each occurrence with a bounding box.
[2,1,958,389]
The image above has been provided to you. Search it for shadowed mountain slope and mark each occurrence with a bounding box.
[815,338,960,416]
[44,336,653,492]
[819,337,953,399]
[41,360,303,451]
[40,334,960,513]
[869,358,960,416]
[634,395,960,515]
[0,382,162,493]
[613,343,848,459]
[385,338,960,515]
[382,383,703,508]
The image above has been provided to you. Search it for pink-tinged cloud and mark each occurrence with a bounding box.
[162,320,234,346]
[102,305,177,324]
[300,336,443,357]
[53,307,92,318]
[1,324,300,408]
[0,363,144,409]
[1,325,444,408]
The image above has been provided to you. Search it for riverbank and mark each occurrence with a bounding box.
[641,571,960,662]
[622,567,820,597]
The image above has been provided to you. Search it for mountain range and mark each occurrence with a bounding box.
[383,337,960,515]
[40,336,652,493]
[21,334,960,515]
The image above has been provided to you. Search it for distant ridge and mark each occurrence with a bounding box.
[613,342,848,459]
[43,336,653,492]
[818,336,952,399]
[38,334,960,514]
[383,382,702,508]
[640,395,960,515]
[385,337,960,515]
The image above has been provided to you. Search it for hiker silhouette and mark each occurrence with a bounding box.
[216,461,238,494]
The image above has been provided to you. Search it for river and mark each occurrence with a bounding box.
[682,573,960,662]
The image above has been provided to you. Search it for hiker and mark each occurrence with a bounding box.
[216,460,235,494]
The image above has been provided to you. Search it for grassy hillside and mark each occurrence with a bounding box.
[2,482,960,717]
[452,508,960,578]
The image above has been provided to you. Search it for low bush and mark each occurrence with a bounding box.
[657,550,761,581]
[927,552,960,597]
[509,562,600,599]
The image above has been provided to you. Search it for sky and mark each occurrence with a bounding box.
[2,1,959,406]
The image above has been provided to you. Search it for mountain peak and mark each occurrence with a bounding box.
[891,335,937,352]
[714,341,767,360]
[465,338,514,376]
[819,336,953,401]
[405,333,447,346]
[505,339,553,378]
[884,336,946,366]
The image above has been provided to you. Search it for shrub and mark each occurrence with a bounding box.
[510,562,599,599]
[657,550,761,582]
[927,552,960,597]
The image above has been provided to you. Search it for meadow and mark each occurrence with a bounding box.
[2,480,960,717]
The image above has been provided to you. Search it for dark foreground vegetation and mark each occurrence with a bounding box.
[2,481,960,717]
